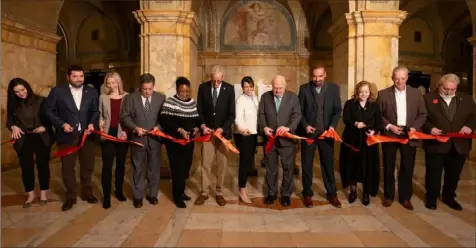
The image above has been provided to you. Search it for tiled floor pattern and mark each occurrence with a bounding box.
[2,147,475,247]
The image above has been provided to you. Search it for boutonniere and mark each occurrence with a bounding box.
[432,99,438,104]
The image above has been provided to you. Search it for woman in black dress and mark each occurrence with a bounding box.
[339,80,383,205]
[6,78,54,208]
[160,77,200,208]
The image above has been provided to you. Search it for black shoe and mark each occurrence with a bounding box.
[425,199,437,210]
[362,193,370,206]
[348,190,357,204]
[442,197,462,211]
[103,198,111,209]
[61,199,77,211]
[133,198,143,208]
[280,196,291,207]
[83,195,98,204]
[115,191,127,202]
[264,195,277,205]
[147,196,159,205]
[182,193,191,201]
[248,168,258,177]
[174,199,186,208]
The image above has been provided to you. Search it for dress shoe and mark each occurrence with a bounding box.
[174,199,186,208]
[264,195,277,205]
[328,195,342,208]
[425,199,437,210]
[115,191,127,202]
[362,194,370,206]
[133,198,143,208]
[382,199,393,207]
[146,196,159,205]
[303,196,313,208]
[280,196,291,207]
[194,195,209,205]
[442,197,463,211]
[238,192,252,204]
[83,196,98,204]
[216,195,227,206]
[23,201,33,209]
[401,200,414,210]
[103,198,111,209]
[182,193,191,201]
[61,199,77,211]
[39,199,48,205]
[348,190,357,204]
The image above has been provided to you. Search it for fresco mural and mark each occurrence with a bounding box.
[220,0,296,51]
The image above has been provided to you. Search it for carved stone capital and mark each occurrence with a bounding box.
[133,10,201,45]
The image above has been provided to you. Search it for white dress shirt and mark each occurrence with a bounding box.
[211,83,222,97]
[141,95,151,106]
[234,93,258,134]
[386,87,407,130]
[69,85,83,130]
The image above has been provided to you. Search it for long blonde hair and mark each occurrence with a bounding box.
[103,72,125,95]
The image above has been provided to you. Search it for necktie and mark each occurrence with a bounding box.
[275,97,281,111]
[145,97,150,114]
[212,87,218,107]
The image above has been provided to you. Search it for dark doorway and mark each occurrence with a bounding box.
[84,70,106,95]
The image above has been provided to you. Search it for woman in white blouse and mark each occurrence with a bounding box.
[234,76,259,203]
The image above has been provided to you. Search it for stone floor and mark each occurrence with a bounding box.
[2,146,475,247]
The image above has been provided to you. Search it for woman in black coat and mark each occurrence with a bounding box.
[6,78,54,208]
[339,80,383,205]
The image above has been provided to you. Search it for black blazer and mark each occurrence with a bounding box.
[6,96,54,151]
[341,99,384,146]
[423,92,476,154]
[43,84,100,145]
[197,81,236,139]
[297,81,342,137]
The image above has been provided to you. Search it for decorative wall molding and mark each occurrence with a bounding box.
[1,17,61,53]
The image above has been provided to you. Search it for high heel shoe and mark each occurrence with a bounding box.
[23,201,33,208]
[362,193,370,206]
[239,192,252,204]
[39,199,48,205]
[348,190,357,204]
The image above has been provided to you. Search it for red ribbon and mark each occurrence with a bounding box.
[148,130,239,154]
[1,139,16,145]
[54,130,144,158]
[264,131,360,154]
[366,131,476,146]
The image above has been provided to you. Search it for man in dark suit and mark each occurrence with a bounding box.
[195,65,235,206]
[120,73,165,208]
[422,73,476,210]
[43,65,100,211]
[259,74,301,206]
[377,65,427,210]
[298,65,342,208]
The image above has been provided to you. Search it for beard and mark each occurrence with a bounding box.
[313,80,323,87]
[70,81,83,88]
[440,94,455,101]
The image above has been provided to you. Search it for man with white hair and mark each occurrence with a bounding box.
[195,65,236,206]
[422,73,476,210]
[258,74,301,206]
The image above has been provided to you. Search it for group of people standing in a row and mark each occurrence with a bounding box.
[7,64,475,212]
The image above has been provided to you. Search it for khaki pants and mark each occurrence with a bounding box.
[200,136,228,196]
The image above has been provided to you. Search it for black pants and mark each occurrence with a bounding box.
[301,138,336,197]
[425,147,466,201]
[100,128,128,198]
[234,133,257,188]
[17,134,51,192]
[165,140,194,200]
[382,143,417,202]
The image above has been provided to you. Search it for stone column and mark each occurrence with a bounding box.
[329,10,407,99]
[133,5,201,178]
[1,18,61,170]
[467,37,476,160]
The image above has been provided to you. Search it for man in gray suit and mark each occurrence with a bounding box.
[120,73,165,208]
[258,74,301,207]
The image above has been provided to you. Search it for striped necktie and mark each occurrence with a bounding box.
[212,87,218,107]
[144,97,151,114]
